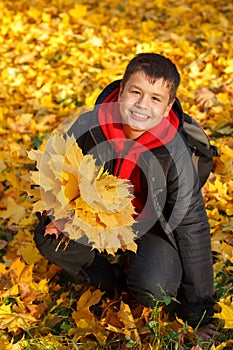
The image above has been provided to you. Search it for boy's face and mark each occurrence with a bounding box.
[118,71,174,139]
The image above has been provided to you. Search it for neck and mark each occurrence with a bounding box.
[122,124,145,140]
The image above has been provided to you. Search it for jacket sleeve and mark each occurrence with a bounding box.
[166,144,214,327]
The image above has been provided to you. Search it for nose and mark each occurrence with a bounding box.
[135,94,148,108]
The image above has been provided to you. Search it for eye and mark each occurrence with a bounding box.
[152,96,160,102]
[130,89,140,95]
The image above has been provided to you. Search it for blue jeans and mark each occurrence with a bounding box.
[34,216,182,307]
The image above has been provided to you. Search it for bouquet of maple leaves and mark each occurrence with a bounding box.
[27,134,137,255]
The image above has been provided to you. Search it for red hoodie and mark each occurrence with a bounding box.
[98,87,179,216]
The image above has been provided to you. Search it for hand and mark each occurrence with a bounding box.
[196,323,220,340]
[44,219,67,238]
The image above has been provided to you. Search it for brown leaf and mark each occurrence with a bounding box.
[224,235,233,246]
[194,86,216,109]
[117,301,141,343]
[0,240,8,250]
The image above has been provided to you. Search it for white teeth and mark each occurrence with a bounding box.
[132,112,149,119]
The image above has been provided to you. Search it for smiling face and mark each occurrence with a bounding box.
[118,71,175,139]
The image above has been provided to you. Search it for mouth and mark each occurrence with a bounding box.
[129,110,150,121]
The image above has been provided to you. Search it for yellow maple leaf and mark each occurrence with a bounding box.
[220,242,233,262]
[0,284,19,299]
[27,134,138,254]
[8,257,26,285]
[0,331,11,350]
[85,88,102,107]
[215,297,233,328]
[76,286,104,309]
[70,287,107,344]
[0,304,37,333]
[214,340,233,350]
[17,235,42,265]
[0,159,6,171]
[30,279,49,294]
[117,301,141,343]
[4,257,49,301]
[0,197,25,224]
[0,264,7,274]
[69,4,87,21]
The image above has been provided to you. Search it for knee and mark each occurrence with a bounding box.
[126,265,182,308]
[127,276,177,308]
[126,234,183,307]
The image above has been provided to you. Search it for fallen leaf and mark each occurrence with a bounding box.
[0,304,37,333]
[195,86,217,109]
[70,287,107,344]
[117,301,141,343]
[0,197,25,224]
[215,297,233,328]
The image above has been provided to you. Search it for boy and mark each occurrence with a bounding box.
[34,53,218,339]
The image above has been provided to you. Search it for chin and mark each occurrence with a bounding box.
[127,123,146,132]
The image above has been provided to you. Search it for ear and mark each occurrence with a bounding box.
[165,99,175,116]
[118,83,124,101]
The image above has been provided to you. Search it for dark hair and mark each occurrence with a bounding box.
[121,53,180,103]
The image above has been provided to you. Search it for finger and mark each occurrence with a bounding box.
[196,328,220,340]
[196,332,212,340]
[208,323,218,330]
[208,323,221,336]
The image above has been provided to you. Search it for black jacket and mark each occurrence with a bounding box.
[67,81,214,327]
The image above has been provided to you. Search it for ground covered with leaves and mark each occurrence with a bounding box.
[0,0,232,349]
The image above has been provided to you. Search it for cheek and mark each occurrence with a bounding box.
[152,107,165,119]
[119,99,132,115]
[119,101,127,120]
[156,105,171,118]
